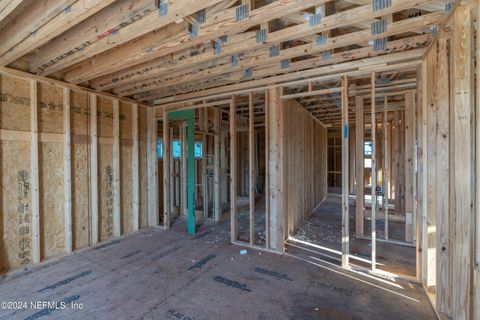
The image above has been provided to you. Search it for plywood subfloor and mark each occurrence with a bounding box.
[287,194,417,277]
[0,217,434,320]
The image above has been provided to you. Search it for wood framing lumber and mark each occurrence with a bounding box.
[118,14,439,97]
[383,97,389,240]
[102,3,439,96]
[214,107,221,222]
[163,109,171,229]
[63,87,72,253]
[0,0,27,26]
[132,103,140,232]
[89,93,99,245]
[264,90,270,249]
[113,99,121,237]
[0,0,117,67]
[341,75,349,268]
[370,72,377,271]
[31,0,225,76]
[355,96,364,238]
[476,2,480,319]
[249,92,255,245]
[267,88,285,252]
[451,4,473,319]
[65,0,329,84]
[404,92,414,242]
[0,0,76,58]
[30,79,40,264]
[230,96,237,243]
[434,35,450,314]
[153,50,423,105]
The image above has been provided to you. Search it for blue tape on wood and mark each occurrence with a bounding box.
[344,124,348,139]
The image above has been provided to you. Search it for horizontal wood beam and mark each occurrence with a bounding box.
[31,0,224,76]
[0,0,117,66]
[117,12,439,97]
[64,0,327,84]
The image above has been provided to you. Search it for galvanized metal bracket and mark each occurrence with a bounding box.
[157,0,168,16]
[371,19,387,36]
[373,38,388,51]
[373,0,391,12]
[280,59,290,69]
[256,29,268,43]
[214,39,222,55]
[316,35,327,46]
[189,23,199,38]
[196,9,206,24]
[269,45,280,58]
[445,2,454,15]
[244,67,253,77]
[236,4,249,21]
[231,54,240,67]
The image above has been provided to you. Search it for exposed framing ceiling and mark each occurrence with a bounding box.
[0,0,451,127]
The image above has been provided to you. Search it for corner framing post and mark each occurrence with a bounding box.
[163,109,171,229]
[452,4,473,319]
[435,35,450,313]
[63,88,72,253]
[230,96,237,243]
[249,92,255,245]
[90,94,98,245]
[355,96,364,238]
[112,99,121,237]
[341,75,349,268]
[132,103,139,231]
[371,72,377,271]
[30,79,40,264]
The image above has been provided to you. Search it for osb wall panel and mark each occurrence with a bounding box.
[39,142,64,259]
[0,75,30,131]
[139,145,148,228]
[38,83,63,134]
[71,90,90,249]
[0,141,31,272]
[138,106,148,228]
[98,97,113,138]
[99,145,114,241]
[71,90,89,135]
[120,101,132,139]
[121,147,133,234]
[72,144,90,249]
[0,72,151,274]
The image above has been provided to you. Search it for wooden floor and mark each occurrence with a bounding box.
[0,215,435,320]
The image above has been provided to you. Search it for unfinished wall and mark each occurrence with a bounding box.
[0,70,150,274]
[283,99,327,235]
[267,88,327,251]
[416,2,479,319]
